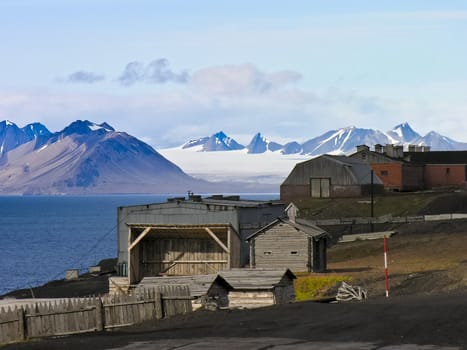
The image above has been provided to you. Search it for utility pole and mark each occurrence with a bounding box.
[370,169,374,232]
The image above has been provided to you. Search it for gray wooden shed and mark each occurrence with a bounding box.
[219,268,296,308]
[137,274,232,310]
[247,218,329,273]
[280,155,384,202]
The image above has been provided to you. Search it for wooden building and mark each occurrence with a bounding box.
[280,155,384,202]
[246,217,329,273]
[117,195,286,283]
[137,274,232,310]
[127,223,241,284]
[219,268,296,308]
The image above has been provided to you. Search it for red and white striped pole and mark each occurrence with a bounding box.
[384,235,389,298]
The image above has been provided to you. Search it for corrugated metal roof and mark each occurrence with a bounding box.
[138,274,230,297]
[219,268,296,290]
[120,197,284,210]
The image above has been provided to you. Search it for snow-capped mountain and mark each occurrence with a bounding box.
[0,120,51,156]
[177,123,467,156]
[246,133,282,154]
[298,126,390,155]
[0,120,269,195]
[386,122,421,144]
[182,131,244,151]
[413,131,467,151]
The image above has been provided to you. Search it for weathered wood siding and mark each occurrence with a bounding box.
[141,236,229,276]
[273,275,296,304]
[228,291,275,309]
[252,222,311,272]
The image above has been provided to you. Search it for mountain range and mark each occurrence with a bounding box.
[180,123,467,155]
[0,120,274,195]
[2,120,467,195]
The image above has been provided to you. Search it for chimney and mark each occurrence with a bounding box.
[356,145,370,153]
[384,144,394,157]
[374,144,383,153]
[394,145,403,159]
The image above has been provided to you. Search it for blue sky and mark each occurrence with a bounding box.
[1,0,466,147]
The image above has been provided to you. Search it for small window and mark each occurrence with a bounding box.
[381,170,389,176]
[263,251,272,255]
[361,152,367,160]
[446,168,450,175]
[290,251,298,255]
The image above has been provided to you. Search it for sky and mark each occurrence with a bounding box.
[0,0,466,148]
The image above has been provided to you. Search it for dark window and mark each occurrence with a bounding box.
[381,170,389,176]
[263,251,272,255]
[446,168,450,175]
[290,251,298,255]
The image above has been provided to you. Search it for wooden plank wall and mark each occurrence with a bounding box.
[141,237,229,276]
[253,223,310,272]
[0,286,192,345]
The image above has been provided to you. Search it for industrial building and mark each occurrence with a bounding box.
[280,155,384,202]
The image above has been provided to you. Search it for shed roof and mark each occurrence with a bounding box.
[137,274,231,297]
[405,151,467,165]
[283,154,383,186]
[219,268,296,290]
[246,217,328,241]
[119,196,284,210]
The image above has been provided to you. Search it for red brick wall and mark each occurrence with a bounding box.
[424,165,467,188]
[371,164,403,190]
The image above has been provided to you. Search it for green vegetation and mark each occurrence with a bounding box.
[294,274,351,301]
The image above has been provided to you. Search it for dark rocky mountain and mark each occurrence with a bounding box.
[246,133,282,154]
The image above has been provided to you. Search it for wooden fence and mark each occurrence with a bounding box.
[311,213,467,227]
[0,285,192,345]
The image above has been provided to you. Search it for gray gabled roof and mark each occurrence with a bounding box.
[246,217,328,241]
[137,274,231,297]
[219,268,296,290]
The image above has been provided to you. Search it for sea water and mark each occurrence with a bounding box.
[0,193,278,295]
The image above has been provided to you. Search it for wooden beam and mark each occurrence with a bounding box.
[129,227,152,251]
[143,260,228,264]
[205,227,230,254]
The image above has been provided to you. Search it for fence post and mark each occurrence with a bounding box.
[95,298,104,332]
[16,307,26,340]
[155,292,163,320]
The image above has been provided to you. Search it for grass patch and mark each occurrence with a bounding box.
[294,274,351,301]
[294,192,440,220]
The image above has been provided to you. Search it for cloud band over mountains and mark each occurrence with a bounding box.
[61,59,302,95]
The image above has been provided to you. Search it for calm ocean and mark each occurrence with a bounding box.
[0,194,278,296]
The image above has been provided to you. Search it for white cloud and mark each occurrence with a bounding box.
[117,58,188,86]
[189,63,302,97]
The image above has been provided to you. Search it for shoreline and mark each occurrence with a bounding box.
[0,258,117,301]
